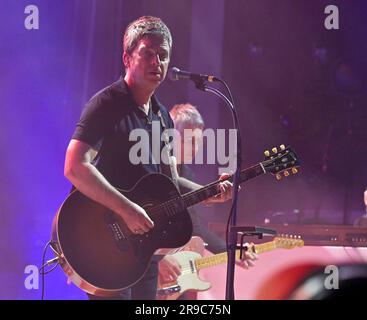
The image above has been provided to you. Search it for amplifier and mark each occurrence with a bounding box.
[208,223,367,247]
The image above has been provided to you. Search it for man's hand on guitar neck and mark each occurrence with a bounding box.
[204,173,238,205]
[236,242,258,269]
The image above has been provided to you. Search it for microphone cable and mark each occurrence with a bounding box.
[39,240,60,300]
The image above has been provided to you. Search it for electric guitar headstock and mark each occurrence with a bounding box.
[273,235,304,249]
[261,144,300,180]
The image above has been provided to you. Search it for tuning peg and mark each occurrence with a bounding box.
[283,170,289,177]
[264,150,270,157]
[280,144,286,150]
[292,167,298,174]
[272,147,278,154]
[275,173,282,180]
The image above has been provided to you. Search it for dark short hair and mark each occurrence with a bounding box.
[123,16,172,56]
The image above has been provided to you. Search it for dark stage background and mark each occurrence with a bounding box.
[0,0,366,299]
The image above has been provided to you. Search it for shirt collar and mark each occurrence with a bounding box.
[114,75,163,115]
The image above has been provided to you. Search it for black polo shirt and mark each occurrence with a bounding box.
[72,77,174,190]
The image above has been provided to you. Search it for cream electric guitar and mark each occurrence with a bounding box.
[157,235,304,300]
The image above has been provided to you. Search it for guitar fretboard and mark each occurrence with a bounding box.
[182,163,265,209]
[147,164,266,219]
[195,241,277,271]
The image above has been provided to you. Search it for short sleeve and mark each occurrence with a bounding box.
[72,93,122,147]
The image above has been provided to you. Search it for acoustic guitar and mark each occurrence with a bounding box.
[51,145,299,297]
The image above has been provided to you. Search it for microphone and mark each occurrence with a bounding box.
[169,67,219,83]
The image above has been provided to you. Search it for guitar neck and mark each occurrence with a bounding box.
[195,241,277,271]
[181,163,266,209]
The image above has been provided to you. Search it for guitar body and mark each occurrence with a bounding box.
[157,235,305,300]
[157,236,206,300]
[52,173,193,297]
[158,251,211,300]
[51,146,300,297]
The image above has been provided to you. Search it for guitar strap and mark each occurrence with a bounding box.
[157,110,180,191]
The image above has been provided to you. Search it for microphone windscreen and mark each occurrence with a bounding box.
[169,67,180,81]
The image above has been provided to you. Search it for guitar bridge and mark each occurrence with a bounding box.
[157,284,181,296]
[104,213,128,251]
[108,222,125,241]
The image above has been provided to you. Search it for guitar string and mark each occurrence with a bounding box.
[163,242,283,275]
[162,242,301,288]
[163,238,304,282]
[145,166,256,217]
[129,157,294,235]
[149,154,296,217]
[147,162,275,218]
[146,179,223,217]
[164,252,245,275]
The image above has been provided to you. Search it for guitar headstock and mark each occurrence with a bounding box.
[261,145,300,180]
[274,235,304,249]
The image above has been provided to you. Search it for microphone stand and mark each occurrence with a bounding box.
[194,80,242,300]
